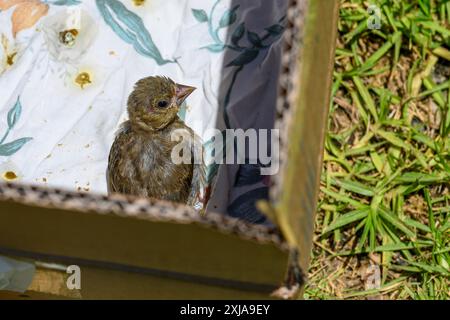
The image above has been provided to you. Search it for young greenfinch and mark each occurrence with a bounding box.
[107,76,205,208]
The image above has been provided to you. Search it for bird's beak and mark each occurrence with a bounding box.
[175,83,196,106]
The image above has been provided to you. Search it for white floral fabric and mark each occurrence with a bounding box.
[0,0,287,216]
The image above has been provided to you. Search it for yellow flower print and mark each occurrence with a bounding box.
[0,161,23,182]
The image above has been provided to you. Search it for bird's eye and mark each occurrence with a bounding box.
[157,100,169,108]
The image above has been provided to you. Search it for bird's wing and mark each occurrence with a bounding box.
[107,122,131,194]
[187,132,207,211]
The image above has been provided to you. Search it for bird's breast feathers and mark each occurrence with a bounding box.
[108,120,194,200]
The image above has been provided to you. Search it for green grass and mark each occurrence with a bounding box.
[305,0,450,300]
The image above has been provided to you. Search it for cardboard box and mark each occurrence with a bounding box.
[0,0,338,299]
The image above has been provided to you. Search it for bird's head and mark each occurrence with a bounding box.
[127,76,195,131]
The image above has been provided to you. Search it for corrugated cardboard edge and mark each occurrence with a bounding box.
[0,182,286,248]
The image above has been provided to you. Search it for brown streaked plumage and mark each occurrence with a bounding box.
[107,76,205,207]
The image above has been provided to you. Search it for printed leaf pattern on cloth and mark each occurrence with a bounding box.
[0,137,32,156]
[218,5,238,28]
[47,0,82,5]
[231,22,245,44]
[234,163,264,187]
[227,187,272,225]
[192,8,208,23]
[0,0,49,38]
[96,0,173,65]
[0,97,32,156]
[7,96,21,127]
[192,1,286,221]
[191,0,286,127]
